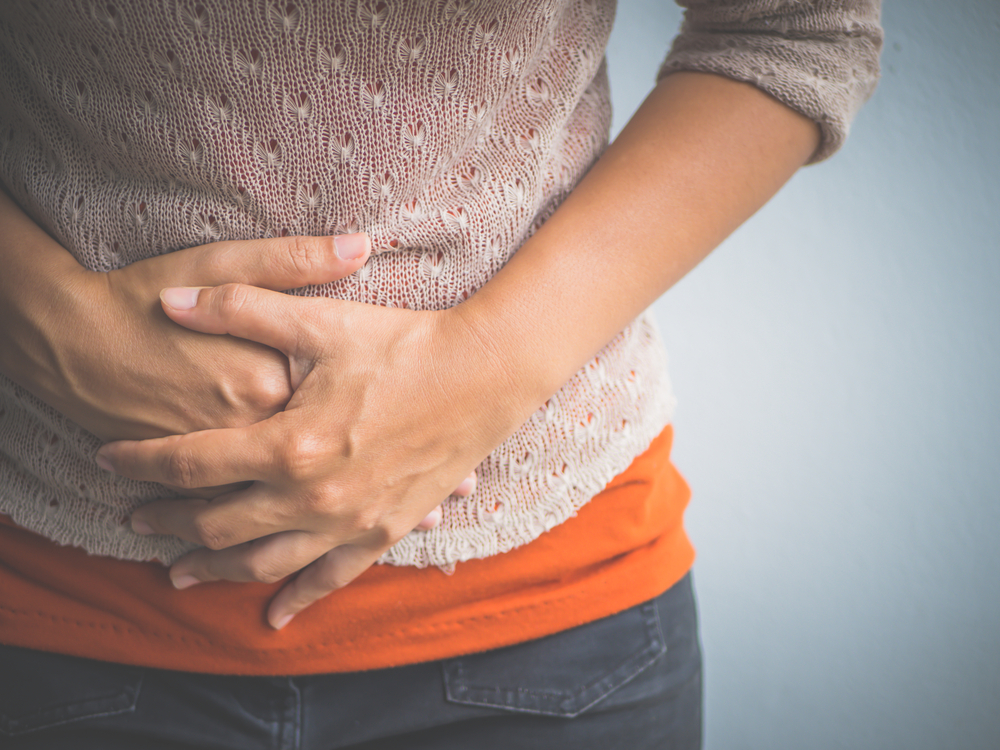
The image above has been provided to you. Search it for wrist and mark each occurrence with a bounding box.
[0,263,107,411]
[441,299,554,438]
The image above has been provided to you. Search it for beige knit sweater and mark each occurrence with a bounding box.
[0,0,881,568]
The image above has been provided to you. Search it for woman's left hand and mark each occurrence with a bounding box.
[95,277,533,629]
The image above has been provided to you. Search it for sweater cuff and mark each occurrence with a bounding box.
[657,2,883,164]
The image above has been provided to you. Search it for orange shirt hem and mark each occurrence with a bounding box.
[0,426,693,675]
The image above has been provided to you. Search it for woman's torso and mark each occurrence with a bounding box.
[0,0,675,567]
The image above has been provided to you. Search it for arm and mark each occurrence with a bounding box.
[459,71,820,417]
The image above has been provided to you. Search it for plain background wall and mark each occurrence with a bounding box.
[606,1,1000,748]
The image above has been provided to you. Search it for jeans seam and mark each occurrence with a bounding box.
[0,672,144,737]
[445,600,669,718]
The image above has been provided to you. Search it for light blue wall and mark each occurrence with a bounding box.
[606,2,1000,748]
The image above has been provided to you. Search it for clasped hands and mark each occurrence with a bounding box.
[93,233,520,629]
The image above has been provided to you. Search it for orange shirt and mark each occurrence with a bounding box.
[0,427,692,675]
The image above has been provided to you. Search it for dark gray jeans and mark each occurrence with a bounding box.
[0,573,701,750]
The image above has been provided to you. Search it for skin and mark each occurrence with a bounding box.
[2,72,819,630]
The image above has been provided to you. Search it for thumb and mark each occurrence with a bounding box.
[184,233,371,291]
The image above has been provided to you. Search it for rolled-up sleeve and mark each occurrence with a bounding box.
[658,0,883,163]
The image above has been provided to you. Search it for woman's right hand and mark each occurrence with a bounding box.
[0,188,372,443]
[28,232,371,442]
[73,232,374,441]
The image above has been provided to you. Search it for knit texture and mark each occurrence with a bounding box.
[0,0,880,568]
[659,0,882,162]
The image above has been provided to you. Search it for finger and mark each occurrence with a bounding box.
[130,496,211,539]
[413,471,476,530]
[131,484,297,549]
[413,470,476,531]
[168,530,331,589]
[185,233,371,291]
[96,420,276,488]
[267,543,384,629]
[159,283,313,357]
[160,482,251,500]
[452,471,477,497]
[414,506,442,530]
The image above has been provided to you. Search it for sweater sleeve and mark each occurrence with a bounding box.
[658,0,883,163]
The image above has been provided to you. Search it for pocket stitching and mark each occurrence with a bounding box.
[0,673,144,736]
[444,601,668,718]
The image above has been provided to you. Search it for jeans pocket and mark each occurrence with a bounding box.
[0,646,143,736]
[442,599,666,719]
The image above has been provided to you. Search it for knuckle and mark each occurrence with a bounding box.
[315,567,351,592]
[191,515,227,550]
[298,485,336,517]
[162,448,200,489]
[275,433,323,482]
[243,554,285,585]
[286,235,329,279]
[350,506,381,536]
[245,369,290,413]
[351,509,397,547]
[253,568,285,585]
[215,282,250,318]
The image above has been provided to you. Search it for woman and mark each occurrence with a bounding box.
[0,1,881,747]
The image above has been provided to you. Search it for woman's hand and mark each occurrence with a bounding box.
[5,221,370,441]
[96,278,531,628]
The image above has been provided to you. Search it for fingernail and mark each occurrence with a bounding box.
[421,508,442,529]
[456,475,476,495]
[131,518,154,535]
[273,613,295,630]
[334,233,369,261]
[172,574,202,590]
[160,287,201,310]
[95,452,115,474]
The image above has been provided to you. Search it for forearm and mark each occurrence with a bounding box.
[459,72,821,413]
